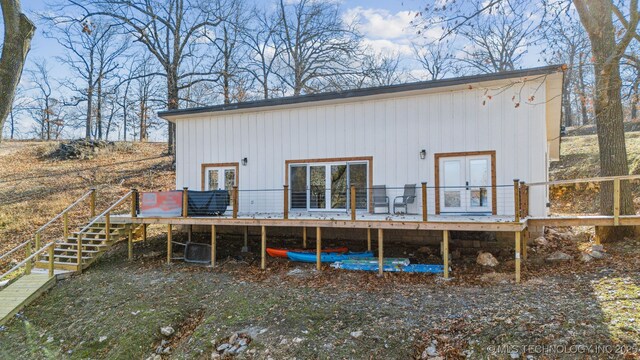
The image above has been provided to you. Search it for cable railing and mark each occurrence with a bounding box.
[141,181,525,223]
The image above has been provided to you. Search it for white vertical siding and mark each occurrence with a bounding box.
[174,79,549,216]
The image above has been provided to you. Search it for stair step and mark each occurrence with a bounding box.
[42,254,93,261]
[56,242,109,248]
[53,248,99,254]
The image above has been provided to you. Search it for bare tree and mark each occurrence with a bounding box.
[0,0,35,143]
[241,7,284,99]
[41,15,128,140]
[413,42,459,80]
[67,0,224,154]
[277,0,362,95]
[356,51,405,88]
[6,85,29,139]
[27,60,67,140]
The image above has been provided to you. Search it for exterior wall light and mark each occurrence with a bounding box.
[420,149,427,160]
[242,157,248,166]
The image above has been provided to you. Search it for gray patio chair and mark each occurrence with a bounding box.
[393,184,416,214]
[372,185,390,214]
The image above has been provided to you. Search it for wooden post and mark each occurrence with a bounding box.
[211,225,216,268]
[182,187,188,217]
[513,179,520,222]
[48,244,54,277]
[90,188,96,218]
[303,227,307,248]
[522,229,529,261]
[105,213,111,243]
[283,185,289,219]
[142,224,147,242]
[421,182,428,222]
[350,185,356,221]
[35,232,41,251]
[519,181,528,217]
[77,233,83,273]
[367,228,372,251]
[613,178,620,226]
[261,226,266,270]
[131,189,138,218]
[128,228,133,261]
[443,230,449,279]
[316,227,322,271]
[25,243,32,275]
[232,185,238,219]
[515,231,521,283]
[377,228,384,276]
[167,224,172,264]
[242,226,248,252]
[63,212,69,240]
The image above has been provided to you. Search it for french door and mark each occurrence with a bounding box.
[290,161,368,211]
[439,155,492,214]
[204,166,236,211]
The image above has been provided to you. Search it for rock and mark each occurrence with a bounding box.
[589,250,604,259]
[98,336,108,343]
[424,344,438,357]
[591,244,604,252]
[479,272,513,283]
[238,338,248,347]
[216,343,231,352]
[162,347,171,354]
[476,252,499,267]
[510,351,520,359]
[286,268,305,276]
[350,330,363,339]
[292,337,303,343]
[160,326,175,337]
[546,251,572,262]
[418,246,430,253]
[211,352,221,360]
[229,333,238,344]
[580,253,593,262]
[534,236,549,247]
[146,355,161,360]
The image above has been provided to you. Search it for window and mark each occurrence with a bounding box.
[288,160,369,211]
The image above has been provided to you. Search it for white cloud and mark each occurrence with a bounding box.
[343,7,415,40]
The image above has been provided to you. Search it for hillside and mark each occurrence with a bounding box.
[0,141,174,256]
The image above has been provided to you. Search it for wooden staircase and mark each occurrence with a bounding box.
[35,221,144,272]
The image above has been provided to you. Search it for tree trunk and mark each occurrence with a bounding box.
[562,62,573,127]
[140,97,147,142]
[45,98,51,141]
[86,82,93,140]
[9,107,14,139]
[576,0,636,240]
[167,73,178,155]
[97,76,103,140]
[632,75,639,121]
[578,54,590,125]
[0,0,35,144]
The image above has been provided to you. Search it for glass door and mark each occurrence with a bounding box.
[204,166,236,211]
[309,165,326,209]
[439,155,492,214]
[467,157,491,212]
[440,158,466,213]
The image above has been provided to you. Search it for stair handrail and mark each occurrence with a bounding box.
[0,241,30,262]
[1,242,57,281]
[77,190,134,235]
[36,188,96,234]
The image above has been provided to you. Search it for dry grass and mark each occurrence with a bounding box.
[0,140,174,263]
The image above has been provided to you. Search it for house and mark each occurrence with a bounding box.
[159,65,564,221]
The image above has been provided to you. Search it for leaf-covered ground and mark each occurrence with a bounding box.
[0,232,638,359]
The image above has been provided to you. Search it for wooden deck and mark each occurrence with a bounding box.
[0,271,56,326]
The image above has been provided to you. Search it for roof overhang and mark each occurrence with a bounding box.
[545,71,564,161]
[159,65,566,122]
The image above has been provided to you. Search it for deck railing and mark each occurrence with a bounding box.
[143,182,524,222]
[0,189,97,282]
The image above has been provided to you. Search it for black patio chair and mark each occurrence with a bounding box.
[372,185,390,214]
[393,184,416,214]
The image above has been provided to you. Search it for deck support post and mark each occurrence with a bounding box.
[303,227,307,248]
[63,213,69,240]
[443,230,449,279]
[350,185,356,221]
[613,178,620,226]
[48,245,54,277]
[522,229,528,261]
[283,185,289,220]
[377,228,384,276]
[211,225,216,268]
[128,228,133,261]
[513,179,520,222]
[76,233,83,273]
[167,224,172,264]
[421,182,428,222]
[316,227,322,271]
[515,231,521,283]
[90,188,96,218]
[242,226,248,252]
[261,226,267,270]
[367,228,371,251]
[232,186,238,219]
[143,224,147,242]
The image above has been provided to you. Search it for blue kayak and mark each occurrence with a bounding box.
[339,258,410,266]
[331,262,445,273]
[287,251,374,263]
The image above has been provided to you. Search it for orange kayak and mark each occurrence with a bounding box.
[266,247,348,258]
